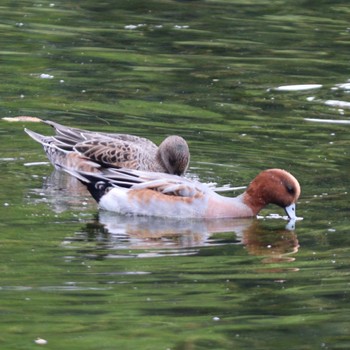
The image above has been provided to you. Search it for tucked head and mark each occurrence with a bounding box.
[157,135,190,175]
[244,169,301,219]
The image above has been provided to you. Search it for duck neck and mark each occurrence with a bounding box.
[242,189,267,216]
[155,151,168,173]
[207,192,255,218]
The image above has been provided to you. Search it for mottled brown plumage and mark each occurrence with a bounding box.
[25,120,190,175]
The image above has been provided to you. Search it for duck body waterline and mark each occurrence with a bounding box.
[62,167,301,220]
[25,120,190,175]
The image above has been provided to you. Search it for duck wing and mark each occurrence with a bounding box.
[106,168,207,198]
[73,139,155,170]
[43,120,157,148]
[63,166,206,200]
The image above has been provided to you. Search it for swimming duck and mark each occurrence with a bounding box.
[25,120,190,175]
[62,166,301,220]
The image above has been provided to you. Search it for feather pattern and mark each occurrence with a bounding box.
[25,120,190,175]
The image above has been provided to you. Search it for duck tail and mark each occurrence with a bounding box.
[24,128,51,146]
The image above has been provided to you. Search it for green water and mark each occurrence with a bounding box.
[1,0,350,349]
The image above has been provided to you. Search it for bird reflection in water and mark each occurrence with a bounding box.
[26,169,94,213]
[242,220,299,264]
[66,211,299,262]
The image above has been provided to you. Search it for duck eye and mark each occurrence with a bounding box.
[286,183,295,194]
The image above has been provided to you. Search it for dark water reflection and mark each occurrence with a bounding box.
[1,0,350,349]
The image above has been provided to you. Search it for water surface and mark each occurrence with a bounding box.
[1,0,350,349]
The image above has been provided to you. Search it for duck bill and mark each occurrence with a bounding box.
[285,203,296,220]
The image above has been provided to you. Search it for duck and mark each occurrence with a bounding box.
[24,120,190,175]
[61,166,301,220]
